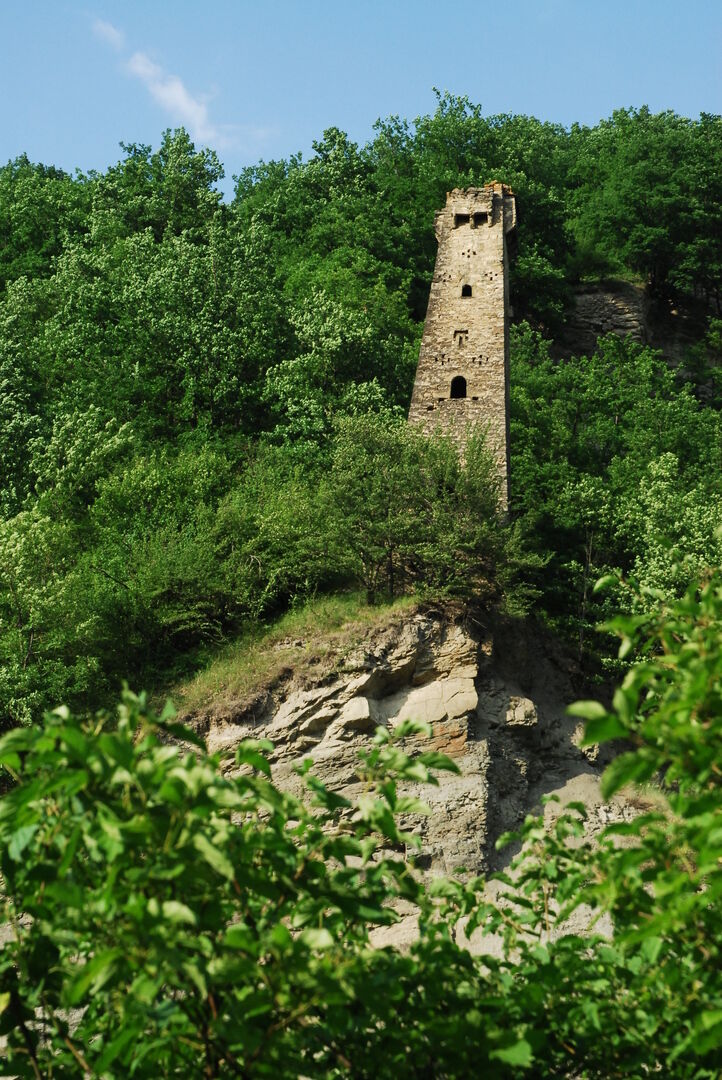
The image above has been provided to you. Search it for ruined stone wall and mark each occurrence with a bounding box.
[408,184,516,509]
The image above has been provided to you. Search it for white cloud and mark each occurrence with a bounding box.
[92,18,125,52]
[90,17,261,150]
[127,50,218,144]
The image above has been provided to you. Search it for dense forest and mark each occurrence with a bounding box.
[1,93,721,724]
[1,94,722,1076]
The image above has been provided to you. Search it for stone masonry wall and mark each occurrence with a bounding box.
[408,184,516,509]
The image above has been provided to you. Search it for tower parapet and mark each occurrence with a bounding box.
[408,183,516,509]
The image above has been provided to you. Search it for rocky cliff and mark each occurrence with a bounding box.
[190,604,618,878]
[557,279,713,364]
[559,281,649,356]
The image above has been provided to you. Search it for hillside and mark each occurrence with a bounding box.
[2,574,720,1076]
[2,99,722,726]
[176,596,617,877]
[3,0,722,1071]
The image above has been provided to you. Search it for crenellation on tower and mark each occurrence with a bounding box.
[408,183,516,510]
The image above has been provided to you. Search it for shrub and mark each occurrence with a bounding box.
[1,572,722,1075]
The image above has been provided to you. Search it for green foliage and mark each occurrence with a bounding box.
[0,356,41,518]
[2,99,722,1073]
[510,324,722,657]
[0,443,232,724]
[91,129,224,243]
[469,572,722,1075]
[0,414,527,721]
[29,405,134,518]
[217,416,530,619]
[2,576,722,1074]
[0,697,498,1078]
[325,414,534,608]
[2,99,721,706]
[570,108,722,306]
[0,154,90,290]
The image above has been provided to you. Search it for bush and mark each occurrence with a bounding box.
[324,413,531,608]
[2,573,722,1075]
[0,699,503,1078]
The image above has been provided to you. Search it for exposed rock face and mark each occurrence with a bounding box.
[553,281,714,369]
[557,282,649,356]
[199,606,608,876]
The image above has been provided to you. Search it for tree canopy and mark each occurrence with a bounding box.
[0,99,721,717]
[1,573,722,1076]
[0,94,722,1077]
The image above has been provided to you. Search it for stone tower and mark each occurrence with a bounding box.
[408,183,516,509]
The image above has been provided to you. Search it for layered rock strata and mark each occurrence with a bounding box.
[197,606,613,876]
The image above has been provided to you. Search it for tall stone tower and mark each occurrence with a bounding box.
[408,183,516,509]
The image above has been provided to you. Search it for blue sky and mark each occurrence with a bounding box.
[2,1,720,198]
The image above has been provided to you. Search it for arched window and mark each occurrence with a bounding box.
[461,284,472,298]
[450,375,467,399]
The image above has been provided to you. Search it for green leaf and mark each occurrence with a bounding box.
[163,722,206,750]
[581,713,628,746]
[0,992,10,1016]
[640,936,664,964]
[582,1000,601,1031]
[601,751,655,799]
[490,1037,533,1067]
[182,961,208,997]
[236,739,274,773]
[700,1009,722,1031]
[58,824,82,876]
[612,686,635,724]
[193,833,235,881]
[9,824,39,862]
[692,1013,722,1055]
[130,974,163,1004]
[95,1025,140,1071]
[0,728,35,761]
[66,949,122,1005]
[495,830,517,851]
[269,924,293,949]
[300,927,334,950]
[593,574,618,593]
[391,719,432,740]
[161,900,197,926]
[224,924,256,951]
[403,760,430,782]
[235,748,272,775]
[417,750,461,774]
[618,636,634,660]
[567,700,608,721]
